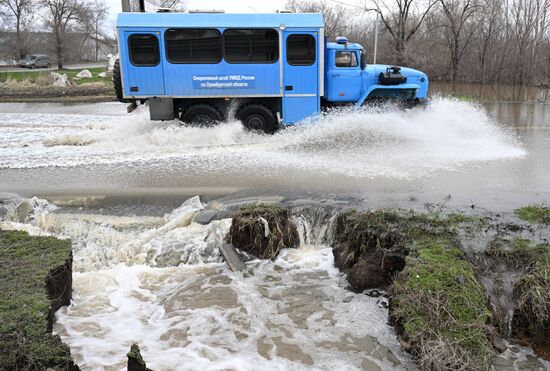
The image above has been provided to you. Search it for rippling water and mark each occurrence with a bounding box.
[0,96,548,369]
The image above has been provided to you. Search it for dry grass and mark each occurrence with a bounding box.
[229,205,298,259]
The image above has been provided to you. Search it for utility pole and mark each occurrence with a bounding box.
[373,0,379,64]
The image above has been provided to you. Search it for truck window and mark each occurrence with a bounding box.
[224,29,278,63]
[286,34,316,66]
[335,51,358,67]
[129,34,160,66]
[165,29,221,64]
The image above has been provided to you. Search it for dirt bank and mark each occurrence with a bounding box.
[227,204,550,370]
[229,205,298,260]
[0,229,79,370]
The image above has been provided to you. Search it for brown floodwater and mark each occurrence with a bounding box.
[0,82,549,369]
[0,83,548,211]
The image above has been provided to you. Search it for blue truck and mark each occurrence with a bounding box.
[114,12,429,133]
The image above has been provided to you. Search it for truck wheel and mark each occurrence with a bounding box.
[113,58,128,103]
[237,104,278,134]
[180,104,223,126]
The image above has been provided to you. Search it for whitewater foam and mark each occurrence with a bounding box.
[0,98,525,180]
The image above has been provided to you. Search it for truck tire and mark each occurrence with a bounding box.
[237,104,278,134]
[113,58,130,103]
[180,104,223,126]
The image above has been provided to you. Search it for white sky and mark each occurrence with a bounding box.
[104,0,374,34]
[106,0,287,24]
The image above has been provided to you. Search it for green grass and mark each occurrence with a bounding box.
[0,67,111,86]
[515,204,550,224]
[391,239,493,370]
[0,229,75,370]
[332,209,494,369]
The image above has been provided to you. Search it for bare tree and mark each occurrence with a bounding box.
[376,0,438,65]
[158,0,186,11]
[0,0,34,59]
[42,0,83,68]
[78,0,109,61]
[439,0,477,82]
[286,0,350,38]
[509,0,550,84]
[473,0,505,84]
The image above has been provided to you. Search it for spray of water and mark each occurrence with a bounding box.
[0,98,525,180]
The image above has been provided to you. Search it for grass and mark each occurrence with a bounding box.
[391,239,493,370]
[487,237,549,268]
[0,67,111,86]
[0,229,75,370]
[332,209,494,369]
[512,249,550,354]
[515,204,550,224]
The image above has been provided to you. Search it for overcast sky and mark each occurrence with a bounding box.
[106,0,288,24]
[104,0,374,34]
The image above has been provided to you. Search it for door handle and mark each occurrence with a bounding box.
[285,85,294,91]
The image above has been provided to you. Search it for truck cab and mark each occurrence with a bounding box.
[114,12,429,133]
[324,39,428,105]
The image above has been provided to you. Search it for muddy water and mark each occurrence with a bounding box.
[430,81,550,102]
[1,95,547,209]
[1,88,549,370]
[2,196,548,370]
[0,197,411,370]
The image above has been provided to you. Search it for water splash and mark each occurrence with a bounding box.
[0,98,525,181]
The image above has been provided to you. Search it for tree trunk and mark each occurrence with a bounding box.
[395,39,406,66]
[16,17,22,59]
[56,30,64,69]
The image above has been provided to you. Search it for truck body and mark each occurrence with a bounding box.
[115,12,429,132]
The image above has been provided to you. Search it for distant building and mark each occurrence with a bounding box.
[0,31,117,64]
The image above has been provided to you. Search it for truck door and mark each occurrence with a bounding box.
[282,31,320,124]
[123,31,165,97]
[326,50,362,102]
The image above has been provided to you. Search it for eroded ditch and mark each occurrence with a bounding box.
[0,194,549,370]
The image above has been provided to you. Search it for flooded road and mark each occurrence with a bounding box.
[1,88,549,370]
[1,96,546,210]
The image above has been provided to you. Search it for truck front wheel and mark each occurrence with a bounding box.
[180,104,223,126]
[237,104,278,134]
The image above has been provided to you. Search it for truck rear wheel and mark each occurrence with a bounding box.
[180,104,223,126]
[113,58,130,103]
[237,104,278,134]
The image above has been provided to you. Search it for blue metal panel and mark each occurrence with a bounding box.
[122,31,165,97]
[325,49,362,102]
[117,13,324,29]
[163,59,280,97]
[283,96,319,123]
[282,29,320,124]
[356,83,421,108]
